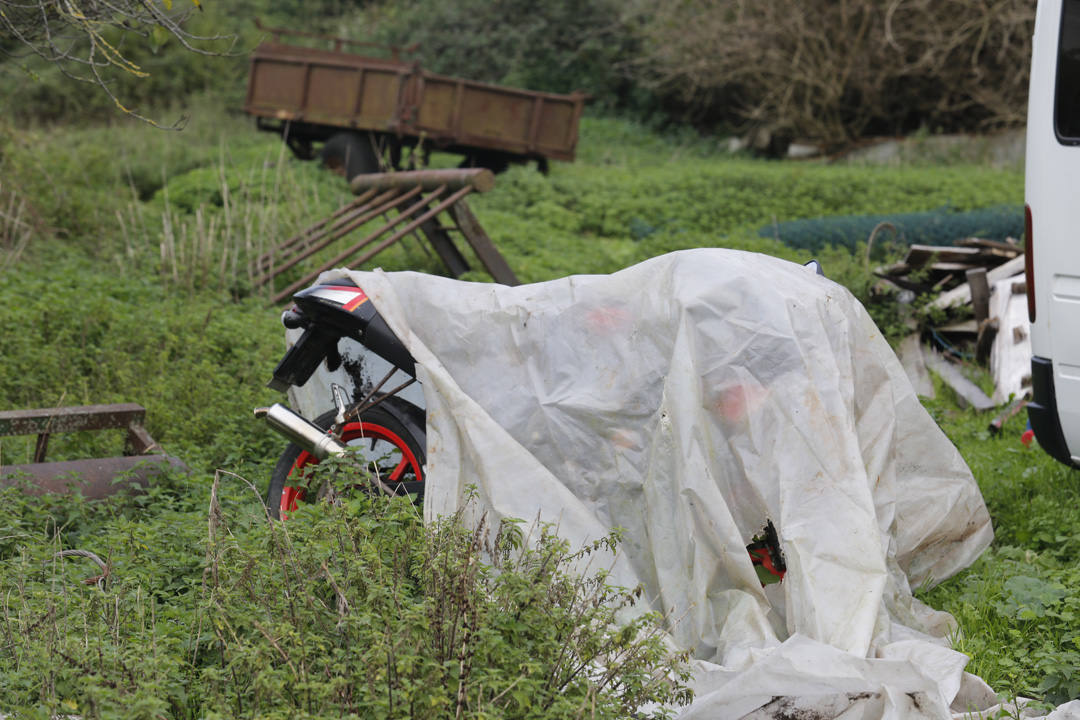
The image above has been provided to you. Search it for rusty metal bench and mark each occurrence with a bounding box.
[0,403,185,498]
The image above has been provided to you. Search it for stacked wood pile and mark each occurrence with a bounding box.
[874,238,1022,296]
[874,238,1031,426]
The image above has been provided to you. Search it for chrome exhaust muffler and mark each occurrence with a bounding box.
[254,403,347,461]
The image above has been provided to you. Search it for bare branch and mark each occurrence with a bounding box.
[0,0,233,126]
[633,0,1035,149]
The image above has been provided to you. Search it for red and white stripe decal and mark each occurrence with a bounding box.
[311,285,369,311]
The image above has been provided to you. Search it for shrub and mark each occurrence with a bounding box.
[0,464,693,719]
[352,0,645,110]
[635,0,1035,149]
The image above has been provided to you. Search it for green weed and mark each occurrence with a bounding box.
[918,381,1080,705]
[1,102,1062,709]
[0,465,692,718]
[0,250,283,470]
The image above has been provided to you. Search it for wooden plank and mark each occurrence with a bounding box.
[975,318,999,365]
[936,319,978,334]
[988,273,1034,403]
[956,237,1022,255]
[904,244,982,266]
[252,188,417,288]
[269,186,454,304]
[125,424,160,455]
[272,185,474,304]
[928,262,979,273]
[989,397,1027,434]
[252,189,378,273]
[966,267,990,324]
[344,186,474,273]
[350,168,495,194]
[0,403,146,437]
[417,212,471,278]
[873,262,911,277]
[449,199,520,285]
[897,335,934,398]
[932,255,1026,309]
[924,350,996,411]
[931,272,956,291]
[904,245,1012,271]
[33,433,49,463]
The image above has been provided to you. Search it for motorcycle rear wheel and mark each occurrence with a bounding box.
[266,402,426,519]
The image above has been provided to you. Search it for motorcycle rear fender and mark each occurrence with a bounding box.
[267,325,340,393]
[268,282,416,392]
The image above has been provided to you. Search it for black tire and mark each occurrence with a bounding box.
[457,151,511,175]
[266,398,426,519]
[320,132,380,180]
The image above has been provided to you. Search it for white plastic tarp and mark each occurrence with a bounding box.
[315,249,1074,719]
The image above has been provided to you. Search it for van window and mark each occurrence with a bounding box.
[1057,0,1080,142]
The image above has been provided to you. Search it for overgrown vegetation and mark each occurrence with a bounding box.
[356,0,1035,148]
[637,0,1034,148]
[356,0,645,114]
[1,460,692,717]
[918,375,1080,706]
[0,115,1021,469]
[1,0,1035,146]
[2,16,1076,713]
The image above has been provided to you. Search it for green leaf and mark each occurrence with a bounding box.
[150,25,169,52]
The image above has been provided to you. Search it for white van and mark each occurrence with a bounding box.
[1026,0,1080,466]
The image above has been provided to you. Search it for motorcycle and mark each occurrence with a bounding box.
[254,277,428,519]
[255,274,800,582]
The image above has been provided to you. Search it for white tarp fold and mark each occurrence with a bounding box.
[314,249,1069,719]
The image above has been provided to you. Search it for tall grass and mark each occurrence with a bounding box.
[153,143,307,297]
[0,182,35,273]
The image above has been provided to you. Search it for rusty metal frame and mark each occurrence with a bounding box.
[0,403,158,460]
[244,38,587,163]
[0,403,178,498]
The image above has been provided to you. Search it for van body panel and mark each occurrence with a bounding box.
[1026,0,1080,465]
[1054,363,1080,458]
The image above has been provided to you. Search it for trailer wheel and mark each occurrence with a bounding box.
[321,132,380,180]
[458,151,511,175]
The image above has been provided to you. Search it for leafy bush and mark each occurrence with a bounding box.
[636,0,1034,149]
[353,0,645,109]
[0,463,692,718]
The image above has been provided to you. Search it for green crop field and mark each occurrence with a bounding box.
[2,92,1078,717]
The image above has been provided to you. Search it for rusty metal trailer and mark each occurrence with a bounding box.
[244,24,587,176]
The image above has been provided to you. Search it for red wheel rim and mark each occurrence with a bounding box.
[281,420,423,515]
